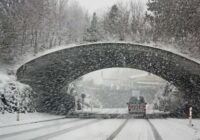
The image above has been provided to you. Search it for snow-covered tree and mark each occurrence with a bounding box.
[0,0,90,65]
[0,73,36,113]
[147,0,200,56]
[83,12,101,42]
[103,5,122,40]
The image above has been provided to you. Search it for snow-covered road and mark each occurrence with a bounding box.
[114,119,155,140]
[1,117,200,140]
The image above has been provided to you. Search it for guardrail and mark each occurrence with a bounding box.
[66,112,170,119]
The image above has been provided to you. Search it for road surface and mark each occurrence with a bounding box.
[0,118,199,140]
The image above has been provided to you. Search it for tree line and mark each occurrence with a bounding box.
[0,0,151,65]
[0,0,88,64]
[1,0,199,65]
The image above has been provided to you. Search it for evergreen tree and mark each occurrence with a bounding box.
[103,4,130,41]
[83,12,101,42]
[104,5,121,40]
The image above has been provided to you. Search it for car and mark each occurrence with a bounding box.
[127,96,146,116]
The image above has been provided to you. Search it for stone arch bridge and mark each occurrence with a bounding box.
[16,43,200,113]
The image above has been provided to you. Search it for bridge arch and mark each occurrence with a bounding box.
[16,43,200,113]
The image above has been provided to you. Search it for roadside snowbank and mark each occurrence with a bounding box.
[0,112,65,127]
[150,118,200,140]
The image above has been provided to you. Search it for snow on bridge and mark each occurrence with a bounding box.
[16,42,200,69]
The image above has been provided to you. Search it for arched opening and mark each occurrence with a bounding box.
[64,68,184,117]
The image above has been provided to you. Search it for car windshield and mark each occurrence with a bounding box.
[129,97,138,104]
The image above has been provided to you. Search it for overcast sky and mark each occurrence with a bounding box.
[74,0,147,14]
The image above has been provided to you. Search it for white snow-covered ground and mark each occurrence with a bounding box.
[114,119,155,140]
[51,119,125,140]
[149,119,200,140]
[1,112,200,140]
[159,118,200,140]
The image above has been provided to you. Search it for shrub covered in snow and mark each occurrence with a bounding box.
[0,72,36,114]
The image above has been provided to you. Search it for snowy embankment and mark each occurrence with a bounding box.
[165,118,200,140]
[0,72,66,128]
[0,112,65,127]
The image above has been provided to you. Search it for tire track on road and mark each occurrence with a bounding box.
[0,119,80,139]
[31,119,102,140]
[106,119,129,140]
[147,119,163,140]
